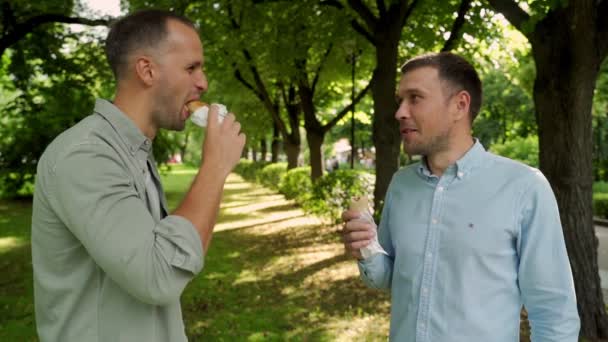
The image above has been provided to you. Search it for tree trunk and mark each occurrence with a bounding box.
[271,121,280,163]
[252,146,257,162]
[284,87,302,169]
[531,8,608,338]
[372,36,401,211]
[260,138,267,162]
[307,129,325,180]
[177,131,189,163]
[284,140,299,169]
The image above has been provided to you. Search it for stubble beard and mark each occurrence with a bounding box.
[152,89,186,132]
[403,127,452,157]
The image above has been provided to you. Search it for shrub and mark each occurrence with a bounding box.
[490,136,539,168]
[256,162,288,190]
[279,167,312,200]
[594,181,608,195]
[233,159,268,182]
[304,169,375,223]
[594,193,608,219]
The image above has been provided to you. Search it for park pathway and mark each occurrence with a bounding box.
[178,173,390,341]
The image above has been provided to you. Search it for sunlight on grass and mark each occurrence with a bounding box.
[223,181,252,190]
[325,314,390,341]
[233,269,263,285]
[224,196,290,214]
[0,236,26,253]
[215,206,309,231]
[166,168,198,175]
[161,167,392,340]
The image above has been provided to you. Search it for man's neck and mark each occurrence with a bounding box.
[113,86,157,140]
[425,137,475,177]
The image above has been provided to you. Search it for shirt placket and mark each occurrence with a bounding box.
[415,175,449,342]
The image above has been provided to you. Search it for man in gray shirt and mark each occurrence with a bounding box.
[31,9,246,341]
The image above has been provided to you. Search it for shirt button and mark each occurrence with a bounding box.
[458,171,464,177]
[437,186,444,192]
[427,252,433,257]
[419,323,425,329]
[422,287,428,294]
[432,218,438,224]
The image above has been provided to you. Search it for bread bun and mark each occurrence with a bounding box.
[186,100,209,113]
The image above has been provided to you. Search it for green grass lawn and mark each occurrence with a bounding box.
[0,165,390,341]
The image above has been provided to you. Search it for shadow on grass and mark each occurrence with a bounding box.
[256,202,300,213]
[0,199,36,341]
[0,242,36,341]
[182,218,390,341]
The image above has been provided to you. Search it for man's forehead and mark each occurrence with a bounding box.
[398,67,440,91]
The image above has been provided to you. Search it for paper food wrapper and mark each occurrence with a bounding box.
[191,103,228,127]
[349,196,388,259]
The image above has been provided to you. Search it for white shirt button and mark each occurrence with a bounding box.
[427,252,433,258]
[422,287,428,294]
[432,218,438,224]
[437,186,444,191]
[457,172,464,177]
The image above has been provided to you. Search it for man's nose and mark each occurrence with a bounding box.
[195,72,208,93]
[395,103,409,121]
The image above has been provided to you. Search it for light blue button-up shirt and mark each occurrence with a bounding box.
[359,141,580,341]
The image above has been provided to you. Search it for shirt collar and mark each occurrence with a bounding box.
[93,98,153,154]
[417,139,486,180]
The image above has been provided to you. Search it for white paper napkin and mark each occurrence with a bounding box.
[349,196,388,259]
[191,103,228,127]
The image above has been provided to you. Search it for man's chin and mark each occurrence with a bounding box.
[403,143,425,157]
[162,121,186,132]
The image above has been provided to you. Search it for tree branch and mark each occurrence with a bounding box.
[233,67,261,99]
[351,19,376,45]
[599,0,608,58]
[347,0,378,33]
[441,0,472,52]
[376,0,387,18]
[311,42,333,95]
[227,1,241,29]
[323,78,372,132]
[320,0,344,9]
[279,82,289,107]
[398,0,421,28]
[0,13,110,57]
[486,0,530,34]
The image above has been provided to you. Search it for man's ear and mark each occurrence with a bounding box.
[452,90,471,122]
[134,55,155,86]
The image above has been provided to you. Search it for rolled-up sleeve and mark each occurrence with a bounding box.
[47,142,203,306]
[517,171,580,341]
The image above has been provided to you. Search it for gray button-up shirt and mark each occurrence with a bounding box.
[32,99,203,342]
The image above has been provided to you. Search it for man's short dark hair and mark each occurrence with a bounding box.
[400,52,482,122]
[105,9,197,80]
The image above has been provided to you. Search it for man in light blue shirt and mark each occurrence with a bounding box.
[341,52,580,341]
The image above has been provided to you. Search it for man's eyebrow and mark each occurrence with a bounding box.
[401,87,424,94]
